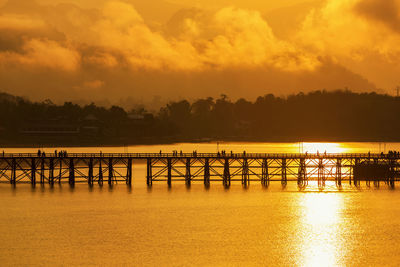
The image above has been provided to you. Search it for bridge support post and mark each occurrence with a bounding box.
[69,158,75,186]
[88,158,94,186]
[10,158,16,184]
[374,158,379,188]
[31,158,36,186]
[58,159,62,184]
[242,158,249,186]
[108,158,113,185]
[354,158,360,187]
[98,159,103,186]
[49,158,54,185]
[349,159,353,186]
[126,158,132,186]
[365,158,371,187]
[261,159,269,187]
[281,158,287,186]
[223,158,230,187]
[298,158,306,189]
[336,158,342,187]
[389,159,395,188]
[204,158,210,187]
[318,158,325,188]
[147,158,152,186]
[185,158,191,187]
[167,158,172,187]
[40,158,45,184]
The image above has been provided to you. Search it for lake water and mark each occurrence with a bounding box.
[1,142,400,266]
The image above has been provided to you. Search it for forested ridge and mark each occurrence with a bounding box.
[0,90,399,146]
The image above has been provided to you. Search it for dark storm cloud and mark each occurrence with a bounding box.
[355,0,400,33]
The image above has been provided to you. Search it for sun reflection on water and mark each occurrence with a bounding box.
[299,193,344,267]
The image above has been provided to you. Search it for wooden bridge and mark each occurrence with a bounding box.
[0,153,399,188]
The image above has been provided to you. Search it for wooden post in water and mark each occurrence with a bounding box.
[69,158,75,186]
[11,158,16,184]
[40,158,45,184]
[318,158,324,188]
[242,158,249,186]
[389,159,395,188]
[374,158,379,188]
[31,158,36,186]
[281,158,287,186]
[88,158,94,185]
[223,158,230,187]
[261,159,269,187]
[98,159,103,186]
[354,158,360,187]
[185,158,191,186]
[336,158,342,187]
[298,158,306,188]
[349,159,353,186]
[108,158,113,185]
[58,159,62,184]
[49,158,54,185]
[204,158,210,187]
[126,158,132,185]
[167,158,172,187]
[365,158,371,188]
[146,158,152,186]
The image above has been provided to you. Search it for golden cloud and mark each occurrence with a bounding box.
[2,0,400,103]
[0,14,46,30]
[0,39,80,71]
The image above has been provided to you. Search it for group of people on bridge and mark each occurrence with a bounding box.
[37,150,68,158]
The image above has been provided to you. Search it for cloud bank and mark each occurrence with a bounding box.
[0,0,398,106]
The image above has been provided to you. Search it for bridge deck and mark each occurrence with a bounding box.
[0,152,395,159]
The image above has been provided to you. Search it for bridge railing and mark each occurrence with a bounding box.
[0,152,393,159]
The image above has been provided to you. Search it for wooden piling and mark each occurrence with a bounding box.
[40,158,45,184]
[223,158,230,187]
[69,158,75,186]
[281,158,287,186]
[58,159,62,183]
[11,158,16,184]
[88,158,94,185]
[261,159,269,187]
[354,158,360,187]
[204,158,210,187]
[31,158,36,185]
[298,158,306,188]
[336,158,342,187]
[126,158,132,185]
[108,158,113,185]
[49,158,54,185]
[147,158,152,186]
[167,158,172,186]
[318,158,324,188]
[373,158,379,188]
[185,158,191,186]
[242,158,249,186]
[98,159,103,186]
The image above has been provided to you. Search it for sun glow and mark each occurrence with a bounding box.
[299,193,345,266]
[301,142,349,154]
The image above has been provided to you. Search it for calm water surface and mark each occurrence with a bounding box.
[1,142,400,266]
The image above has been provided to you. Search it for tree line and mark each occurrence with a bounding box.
[0,90,399,145]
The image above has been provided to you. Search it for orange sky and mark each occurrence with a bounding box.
[0,0,399,106]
